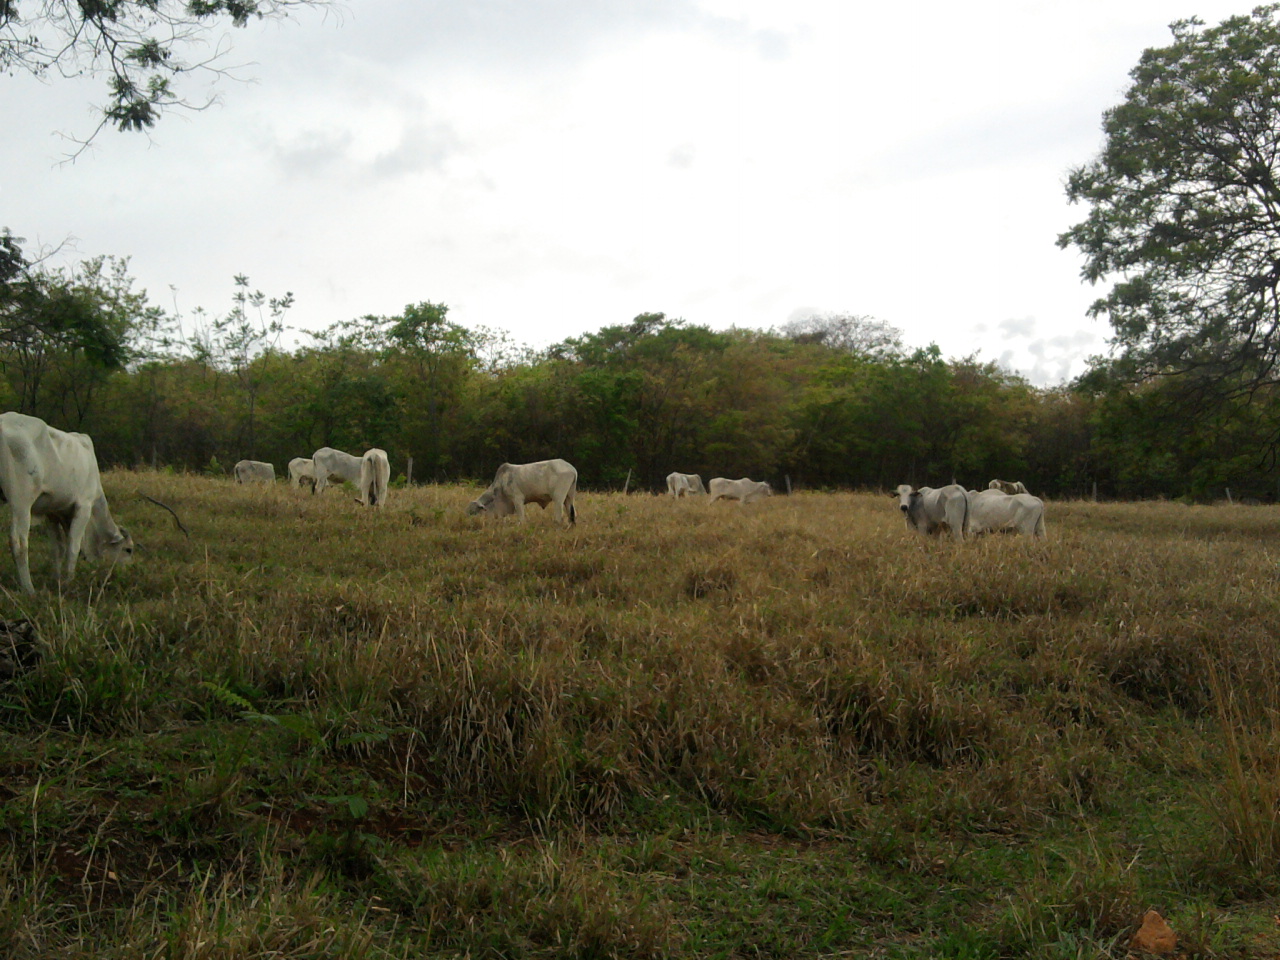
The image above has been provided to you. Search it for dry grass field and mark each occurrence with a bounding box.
[5,473,1280,958]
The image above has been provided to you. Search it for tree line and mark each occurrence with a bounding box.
[9,8,1280,501]
[1,235,1275,502]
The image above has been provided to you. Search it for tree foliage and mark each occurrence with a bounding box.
[4,249,1276,500]
[1060,5,1280,396]
[0,235,138,424]
[0,0,326,137]
[780,312,905,357]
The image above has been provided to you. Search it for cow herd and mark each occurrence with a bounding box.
[0,410,1050,594]
[242,458,1044,543]
[894,479,1046,540]
[241,447,390,507]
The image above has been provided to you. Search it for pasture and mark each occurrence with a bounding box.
[4,474,1280,958]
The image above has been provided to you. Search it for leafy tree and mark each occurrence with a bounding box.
[779,312,904,357]
[1060,5,1280,397]
[1,0,328,139]
[290,316,396,456]
[700,332,795,481]
[0,229,25,287]
[0,247,138,423]
[1023,388,1096,497]
[457,359,586,475]
[384,301,483,480]
[184,275,291,456]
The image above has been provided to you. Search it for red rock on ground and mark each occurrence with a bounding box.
[1129,909,1177,956]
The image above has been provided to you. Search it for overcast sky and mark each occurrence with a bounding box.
[2,0,1255,384]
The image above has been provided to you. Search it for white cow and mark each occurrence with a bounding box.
[707,477,773,505]
[0,412,134,594]
[666,472,706,497]
[310,447,364,495]
[359,448,391,507]
[467,459,578,525]
[233,460,275,484]
[288,457,317,491]
[988,478,1029,495]
[894,484,969,542]
[967,488,1046,539]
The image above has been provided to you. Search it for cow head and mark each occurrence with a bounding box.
[467,488,514,518]
[110,528,136,564]
[894,484,920,514]
[89,526,135,564]
[85,495,137,562]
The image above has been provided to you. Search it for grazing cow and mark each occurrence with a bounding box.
[467,459,578,525]
[988,479,1029,495]
[707,477,773,505]
[967,488,1046,539]
[288,457,317,491]
[0,412,134,594]
[311,447,364,495]
[894,484,969,542]
[233,460,275,484]
[359,448,391,507]
[666,472,706,497]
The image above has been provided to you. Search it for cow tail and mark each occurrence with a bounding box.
[962,491,971,540]
[568,476,578,525]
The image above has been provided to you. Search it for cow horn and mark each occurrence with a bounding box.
[137,495,191,539]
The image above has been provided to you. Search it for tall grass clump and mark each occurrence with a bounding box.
[1194,654,1280,892]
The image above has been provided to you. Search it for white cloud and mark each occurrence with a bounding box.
[998,317,1038,339]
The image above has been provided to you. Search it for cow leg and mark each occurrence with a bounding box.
[62,508,91,583]
[49,519,68,581]
[514,498,526,521]
[8,506,34,594]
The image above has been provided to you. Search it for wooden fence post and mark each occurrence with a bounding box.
[785,475,792,495]
[406,457,414,486]
[623,468,632,495]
